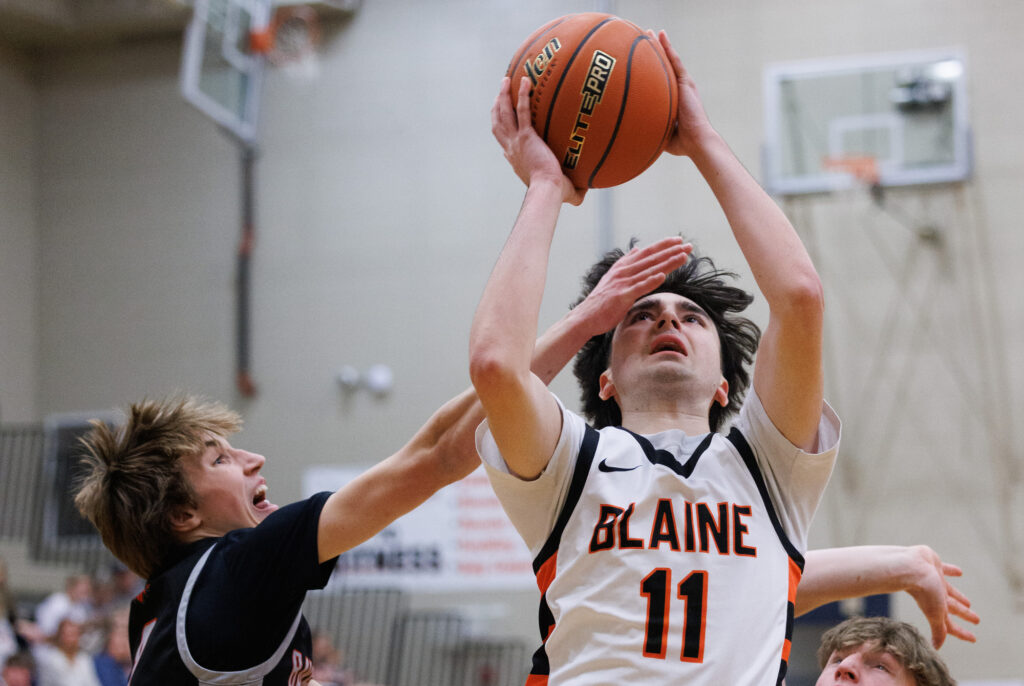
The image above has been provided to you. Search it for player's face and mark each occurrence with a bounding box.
[601,292,728,413]
[181,436,279,536]
[815,643,917,686]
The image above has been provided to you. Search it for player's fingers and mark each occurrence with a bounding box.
[928,621,948,650]
[941,562,964,578]
[946,620,978,644]
[515,76,532,131]
[622,238,688,266]
[491,77,513,138]
[944,579,976,613]
[657,30,684,74]
[629,243,691,277]
[636,236,687,257]
[947,595,981,624]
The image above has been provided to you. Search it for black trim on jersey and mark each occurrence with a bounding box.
[726,427,805,569]
[528,424,601,678]
[532,424,601,575]
[775,601,797,686]
[728,427,803,686]
[777,659,789,686]
[621,429,715,478]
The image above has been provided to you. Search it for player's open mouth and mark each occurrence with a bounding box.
[252,484,272,510]
[650,338,687,356]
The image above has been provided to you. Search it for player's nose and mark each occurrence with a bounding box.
[241,449,266,473]
[656,309,681,330]
[832,656,859,681]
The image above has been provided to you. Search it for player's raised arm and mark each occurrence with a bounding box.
[468,76,581,480]
[657,30,825,451]
[797,545,980,648]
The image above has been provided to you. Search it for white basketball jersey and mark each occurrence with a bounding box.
[478,391,839,686]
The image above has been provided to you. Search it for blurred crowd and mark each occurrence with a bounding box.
[1,557,137,686]
[0,556,380,686]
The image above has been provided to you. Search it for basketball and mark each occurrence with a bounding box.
[505,13,679,189]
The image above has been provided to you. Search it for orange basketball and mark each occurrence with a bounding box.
[505,13,678,189]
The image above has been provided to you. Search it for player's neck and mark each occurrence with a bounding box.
[616,387,713,435]
[620,409,711,436]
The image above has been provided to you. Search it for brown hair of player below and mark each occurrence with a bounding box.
[506,13,678,189]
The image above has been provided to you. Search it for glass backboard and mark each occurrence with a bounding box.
[763,49,971,195]
[180,0,272,143]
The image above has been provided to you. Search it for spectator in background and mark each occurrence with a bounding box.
[311,631,352,686]
[34,574,95,638]
[91,565,143,619]
[0,653,35,686]
[34,617,101,686]
[0,558,26,664]
[92,607,130,686]
[0,559,42,664]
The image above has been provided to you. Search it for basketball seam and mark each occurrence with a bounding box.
[587,34,645,187]
[506,17,571,79]
[541,16,616,142]
[650,40,678,169]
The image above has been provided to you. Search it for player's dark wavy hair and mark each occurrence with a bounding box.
[571,240,761,432]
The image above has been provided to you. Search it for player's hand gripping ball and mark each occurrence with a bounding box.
[506,13,678,189]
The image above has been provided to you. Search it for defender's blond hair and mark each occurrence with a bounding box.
[817,616,956,686]
[74,397,241,579]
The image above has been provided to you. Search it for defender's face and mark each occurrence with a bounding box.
[181,436,278,536]
[601,292,727,410]
[815,643,917,686]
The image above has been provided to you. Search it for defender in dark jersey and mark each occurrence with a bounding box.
[73,391,487,685]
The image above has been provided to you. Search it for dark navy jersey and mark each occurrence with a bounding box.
[127,492,338,685]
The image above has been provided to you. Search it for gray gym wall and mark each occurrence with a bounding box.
[1,0,1022,680]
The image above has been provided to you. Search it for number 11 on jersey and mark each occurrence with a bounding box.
[640,568,708,662]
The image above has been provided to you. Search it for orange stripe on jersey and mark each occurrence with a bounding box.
[525,674,549,686]
[787,556,803,604]
[780,557,804,663]
[535,552,558,595]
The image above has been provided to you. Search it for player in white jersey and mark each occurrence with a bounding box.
[471,29,838,684]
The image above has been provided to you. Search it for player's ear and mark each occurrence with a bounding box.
[598,370,617,401]
[712,377,729,408]
[170,506,200,535]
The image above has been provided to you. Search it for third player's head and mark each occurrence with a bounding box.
[573,243,760,432]
[74,396,274,579]
[815,616,956,686]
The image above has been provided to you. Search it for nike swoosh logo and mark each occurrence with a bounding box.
[598,459,640,473]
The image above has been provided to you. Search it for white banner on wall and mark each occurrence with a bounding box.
[302,465,535,592]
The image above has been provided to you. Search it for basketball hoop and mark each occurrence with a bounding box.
[822,155,881,187]
[250,5,321,80]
